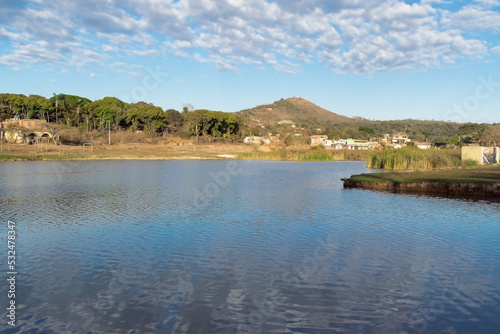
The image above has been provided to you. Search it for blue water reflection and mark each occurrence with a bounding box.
[0,160,499,333]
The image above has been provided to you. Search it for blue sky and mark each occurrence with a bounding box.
[0,0,499,122]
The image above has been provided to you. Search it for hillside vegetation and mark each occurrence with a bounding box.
[236,97,351,128]
[235,97,478,146]
[0,93,498,149]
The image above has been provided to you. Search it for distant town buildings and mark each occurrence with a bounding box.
[391,133,411,143]
[308,133,431,150]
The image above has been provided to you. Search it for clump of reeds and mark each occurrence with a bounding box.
[367,147,475,170]
[237,148,370,161]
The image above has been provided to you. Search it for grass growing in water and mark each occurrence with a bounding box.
[367,147,476,170]
[238,148,370,161]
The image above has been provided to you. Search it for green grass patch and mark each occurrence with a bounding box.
[349,165,500,184]
[0,154,42,161]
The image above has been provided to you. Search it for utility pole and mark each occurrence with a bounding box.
[108,121,111,146]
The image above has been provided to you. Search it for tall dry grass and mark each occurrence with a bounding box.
[367,147,476,170]
[238,147,370,161]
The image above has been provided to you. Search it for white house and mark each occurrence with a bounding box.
[310,135,328,146]
[244,136,270,145]
[415,142,432,149]
[392,133,411,143]
[323,140,333,148]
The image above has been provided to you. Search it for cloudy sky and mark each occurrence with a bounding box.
[1,0,499,122]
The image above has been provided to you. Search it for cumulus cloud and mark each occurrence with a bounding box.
[441,2,500,31]
[0,0,496,74]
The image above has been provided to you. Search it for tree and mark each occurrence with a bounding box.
[422,131,431,142]
[457,123,486,144]
[249,126,261,136]
[42,123,70,145]
[51,93,68,124]
[481,124,500,146]
[358,126,375,140]
[164,109,183,134]
[183,109,242,141]
[90,97,126,131]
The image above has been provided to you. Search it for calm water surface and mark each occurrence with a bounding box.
[0,160,499,333]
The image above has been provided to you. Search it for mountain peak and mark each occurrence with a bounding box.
[235,97,351,128]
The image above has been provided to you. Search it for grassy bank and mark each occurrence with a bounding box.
[367,147,476,170]
[237,147,371,161]
[343,165,500,198]
[348,165,500,184]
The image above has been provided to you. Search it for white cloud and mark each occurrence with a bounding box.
[90,72,98,77]
[441,4,500,31]
[491,45,500,54]
[0,0,496,74]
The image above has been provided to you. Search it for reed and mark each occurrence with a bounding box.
[237,148,371,161]
[367,147,476,170]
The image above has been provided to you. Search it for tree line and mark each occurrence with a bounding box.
[0,93,242,140]
[1,93,497,146]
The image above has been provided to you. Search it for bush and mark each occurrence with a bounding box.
[59,129,84,145]
[112,131,148,144]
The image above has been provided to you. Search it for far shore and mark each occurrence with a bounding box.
[0,141,254,161]
[0,141,372,162]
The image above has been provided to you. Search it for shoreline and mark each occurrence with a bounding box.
[0,142,371,162]
[343,166,500,199]
[0,142,247,162]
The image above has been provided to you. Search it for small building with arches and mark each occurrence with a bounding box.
[0,117,52,143]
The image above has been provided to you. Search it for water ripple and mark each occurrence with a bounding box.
[1,161,499,333]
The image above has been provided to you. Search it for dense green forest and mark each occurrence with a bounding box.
[1,93,498,146]
[0,93,241,143]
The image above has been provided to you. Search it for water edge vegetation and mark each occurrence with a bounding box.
[367,146,478,170]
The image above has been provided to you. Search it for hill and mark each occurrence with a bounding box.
[235,97,351,128]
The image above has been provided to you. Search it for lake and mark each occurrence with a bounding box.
[1,160,499,333]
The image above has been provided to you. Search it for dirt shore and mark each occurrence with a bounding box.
[0,140,254,161]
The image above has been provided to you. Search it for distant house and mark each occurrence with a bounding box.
[1,117,47,130]
[323,140,333,148]
[333,142,345,150]
[0,117,51,143]
[415,142,432,149]
[345,139,369,150]
[392,133,411,143]
[310,135,328,146]
[244,136,270,145]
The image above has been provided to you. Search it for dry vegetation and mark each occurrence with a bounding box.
[0,138,253,161]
